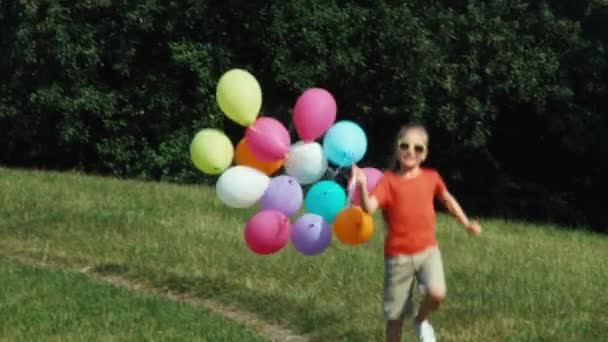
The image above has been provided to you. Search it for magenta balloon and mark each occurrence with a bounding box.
[291,213,332,256]
[293,88,337,142]
[244,210,291,255]
[260,175,303,217]
[351,167,384,205]
[245,117,291,162]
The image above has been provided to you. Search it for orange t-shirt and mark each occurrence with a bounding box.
[372,168,447,256]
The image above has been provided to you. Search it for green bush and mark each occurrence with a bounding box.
[1,0,606,230]
[0,1,230,182]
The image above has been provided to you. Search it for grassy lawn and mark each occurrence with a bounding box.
[0,256,266,341]
[1,167,606,341]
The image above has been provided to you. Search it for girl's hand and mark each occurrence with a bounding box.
[351,165,368,188]
[465,220,482,236]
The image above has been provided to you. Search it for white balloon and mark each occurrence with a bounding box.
[216,166,270,208]
[285,141,328,185]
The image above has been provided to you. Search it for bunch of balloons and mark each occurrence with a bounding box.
[190,69,384,256]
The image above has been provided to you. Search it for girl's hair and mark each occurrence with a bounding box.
[387,123,429,173]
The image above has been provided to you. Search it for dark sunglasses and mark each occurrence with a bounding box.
[398,140,426,154]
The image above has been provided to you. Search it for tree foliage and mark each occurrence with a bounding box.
[1,0,606,230]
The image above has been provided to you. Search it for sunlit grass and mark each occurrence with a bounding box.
[0,256,266,341]
[1,167,606,341]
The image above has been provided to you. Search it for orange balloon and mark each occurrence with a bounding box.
[234,138,284,175]
[333,206,374,245]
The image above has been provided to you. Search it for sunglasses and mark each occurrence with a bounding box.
[398,140,426,154]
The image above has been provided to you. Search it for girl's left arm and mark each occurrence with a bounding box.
[437,190,481,235]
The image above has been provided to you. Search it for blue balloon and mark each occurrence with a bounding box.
[322,120,368,167]
[304,180,346,223]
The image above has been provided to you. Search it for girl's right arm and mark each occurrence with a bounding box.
[353,166,379,214]
[359,184,379,214]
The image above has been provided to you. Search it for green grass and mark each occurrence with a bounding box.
[0,256,266,341]
[1,167,607,341]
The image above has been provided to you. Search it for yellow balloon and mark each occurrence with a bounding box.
[190,129,234,175]
[216,69,262,126]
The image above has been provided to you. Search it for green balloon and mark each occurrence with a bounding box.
[190,129,234,175]
[216,69,262,126]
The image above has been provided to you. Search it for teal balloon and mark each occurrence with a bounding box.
[304,180,347,223]
[322,120,367,167]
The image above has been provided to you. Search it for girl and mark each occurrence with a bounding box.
[352,124,481,342]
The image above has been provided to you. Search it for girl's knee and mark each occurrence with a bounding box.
[429,289,446,303]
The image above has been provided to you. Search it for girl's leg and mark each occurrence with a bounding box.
[384,256,416,342]
[386,320,404,342]
[416,293,444,322]
[415,247,447,322]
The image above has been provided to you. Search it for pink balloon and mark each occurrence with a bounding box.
[350,167,384,205]
[244,210,291,255]
[293,88,337,142]
[245,117,291,162]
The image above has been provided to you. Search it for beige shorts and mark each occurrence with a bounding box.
[383,246,446,320]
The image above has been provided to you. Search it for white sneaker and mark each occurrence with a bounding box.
[414,319,436,342]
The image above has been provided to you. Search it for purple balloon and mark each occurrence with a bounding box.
[291,213,332,256]
[260,175,303,217]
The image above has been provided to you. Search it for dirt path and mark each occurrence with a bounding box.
[3,253,309,342]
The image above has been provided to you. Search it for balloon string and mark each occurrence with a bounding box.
[328,166,341,180]
[322,160,355,205]
[346,165,356,205]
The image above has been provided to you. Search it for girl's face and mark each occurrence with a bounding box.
[396,129,428,170]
